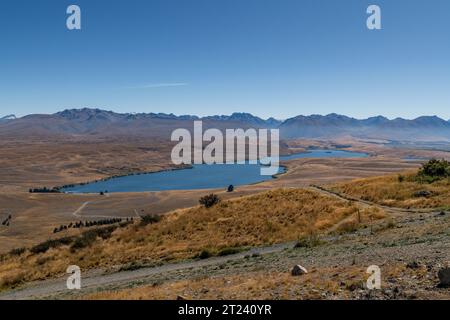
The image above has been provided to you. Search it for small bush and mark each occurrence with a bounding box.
[295,233,322,248]
[31,242,52,254]
[30,237,74,254]
[217,247,242,256]
[197,249,213,259]
[9,247,26,256]
[139,215,162,227]
[36,255,53,266]
[199,194,220,208]
[71,232,97,251]
[92,226,118,240]
[70,226,117,251]
[70,226,118,252]
[417,159,450,182]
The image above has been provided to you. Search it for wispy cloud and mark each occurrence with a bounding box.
[129,82,188,89]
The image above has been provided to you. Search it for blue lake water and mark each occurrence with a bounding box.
[62,150,368,193]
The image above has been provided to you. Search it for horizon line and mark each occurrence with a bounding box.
[3,107,450,122]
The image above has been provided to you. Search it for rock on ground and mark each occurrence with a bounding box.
[291,265,308,276]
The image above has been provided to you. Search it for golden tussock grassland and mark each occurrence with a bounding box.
[0,188,385,290]
[331,172,450,209]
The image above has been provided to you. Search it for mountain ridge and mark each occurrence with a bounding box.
[6,108,449,123]
[2,108,450,141]
[0,114,17,122]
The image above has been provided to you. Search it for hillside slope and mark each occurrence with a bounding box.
[0,188,384,290]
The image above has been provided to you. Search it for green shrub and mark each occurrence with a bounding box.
[199,194,220,208]
[30,237,74,254]
[197,249,213,259]
[139,215,162,227]
[92,226,117,239]
[418,159,450,182]
[217,247,242,256]
[70,232,97,251]
[9,247,26,256]
[70,226,117,251]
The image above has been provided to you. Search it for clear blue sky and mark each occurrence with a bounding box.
[1,0,449,119]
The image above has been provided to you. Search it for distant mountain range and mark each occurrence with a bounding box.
[280,113,450,141]
[1,108,450,141]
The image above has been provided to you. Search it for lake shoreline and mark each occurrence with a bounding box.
[60,149,368,194]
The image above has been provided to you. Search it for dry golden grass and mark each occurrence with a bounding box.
[0,188,385,289]
[331,172,450,209]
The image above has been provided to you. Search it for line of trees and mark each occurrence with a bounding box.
[29,187,61,193]
[53,217,133,233]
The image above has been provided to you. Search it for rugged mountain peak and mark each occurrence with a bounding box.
[56,108,120,120]
[202,112,280,127]
[361,115,389,125]
[0,114,16,121]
